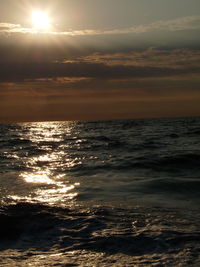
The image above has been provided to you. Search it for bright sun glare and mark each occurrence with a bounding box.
[32,10,50,30]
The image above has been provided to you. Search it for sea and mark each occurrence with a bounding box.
[0,117,200,266]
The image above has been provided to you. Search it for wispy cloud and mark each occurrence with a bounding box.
[0,23,33,34]
[80,48,200,68]
[0,59,200,83]
[1,15,200,36]
[114,15,200,35]
[0,23,21,30]
[67,14,200,35]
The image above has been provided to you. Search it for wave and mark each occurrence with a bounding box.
[135,178,200,197]
[186,128,200,136]
[0,201,199,267]
[65,152,200,176]
[150,153,200,171]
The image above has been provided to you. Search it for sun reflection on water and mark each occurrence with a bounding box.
[24,121,75,143]
[11,122,81,207]
[18,167,80,206]
[21,171,54,184]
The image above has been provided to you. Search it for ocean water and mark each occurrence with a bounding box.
[0,117,200,266]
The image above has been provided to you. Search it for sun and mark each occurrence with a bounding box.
[32,10,50,30]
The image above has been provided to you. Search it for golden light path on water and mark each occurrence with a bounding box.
[10,122,81,207]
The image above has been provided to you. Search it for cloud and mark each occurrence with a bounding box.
[80,48,200,68]
[1,47,200,83]
[0,59,199,83]
[0,46,200,122]
[120,15,200,34]
[1,15,200,36]
[63,15,200,35]
[0,23,34,34]
[0,23,21,30]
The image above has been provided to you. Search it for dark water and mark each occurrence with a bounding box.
[0,117,200,266]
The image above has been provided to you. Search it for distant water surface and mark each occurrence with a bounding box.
[0,117,200,266]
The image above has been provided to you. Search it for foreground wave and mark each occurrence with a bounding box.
[0,202,200,266]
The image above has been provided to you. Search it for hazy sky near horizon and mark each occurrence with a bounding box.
[0,0,200,122]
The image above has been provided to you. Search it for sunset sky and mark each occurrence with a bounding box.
[1,0,200,122]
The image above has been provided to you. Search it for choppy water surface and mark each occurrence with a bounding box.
[0,117,200,266]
